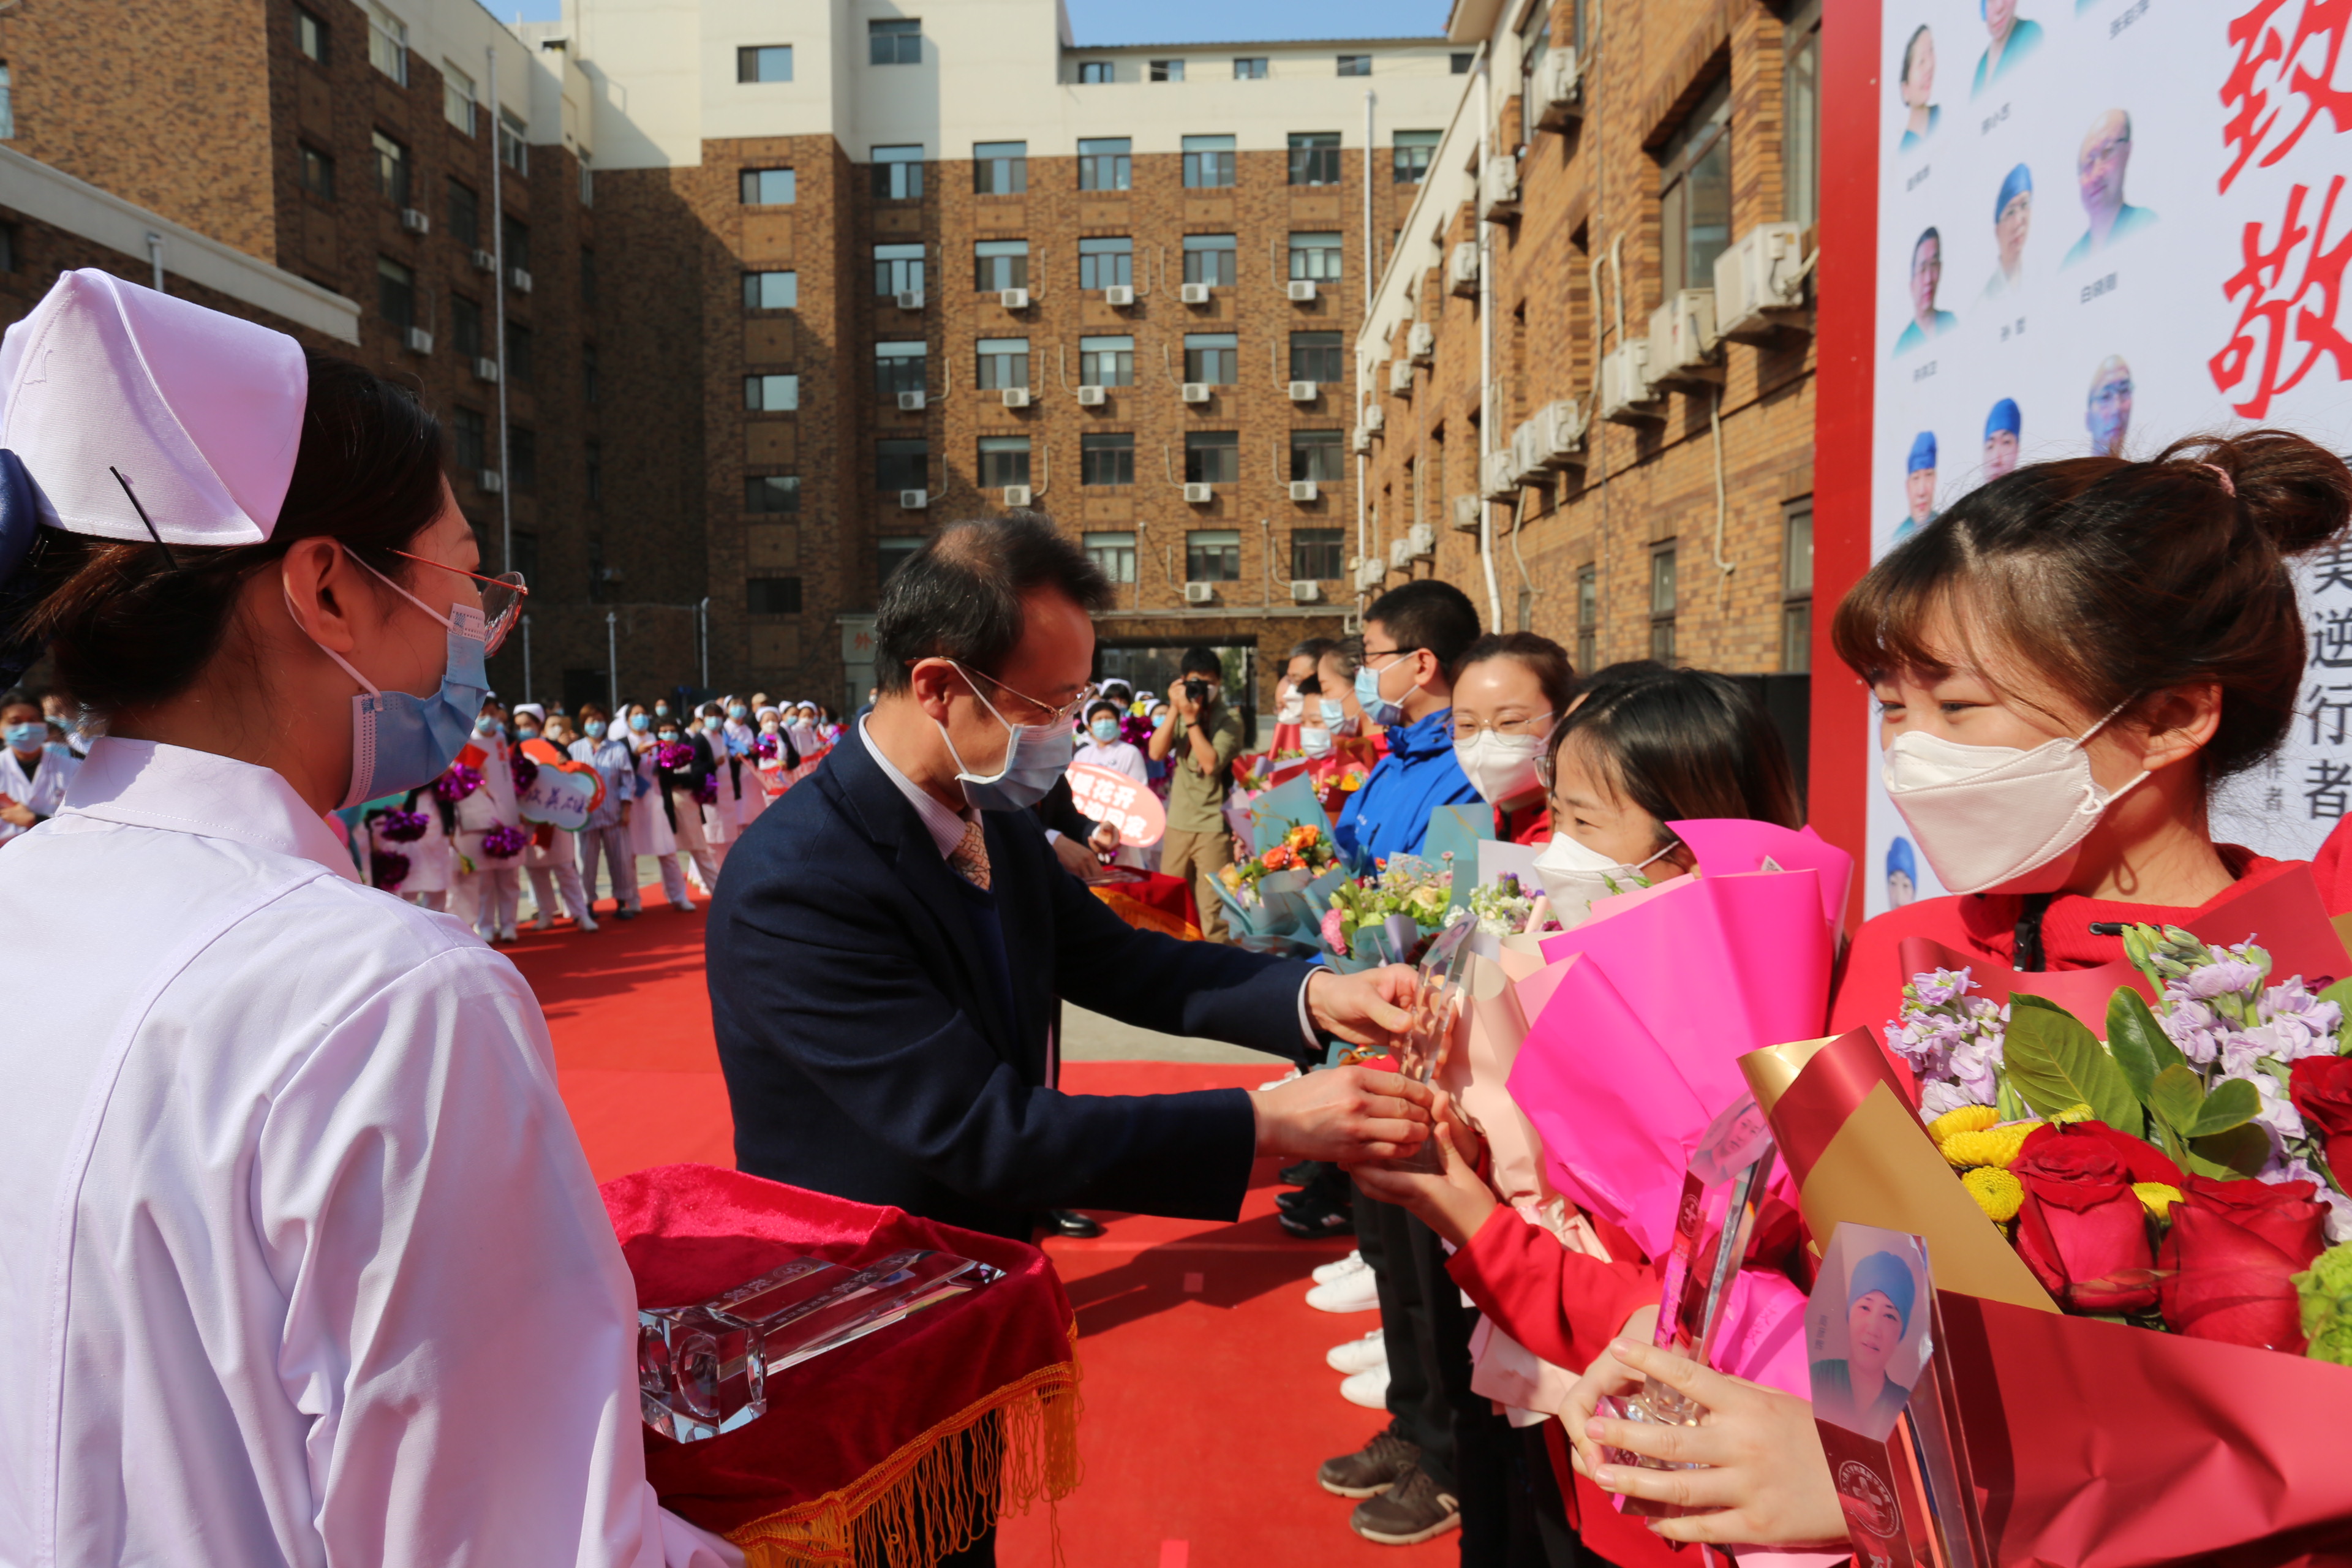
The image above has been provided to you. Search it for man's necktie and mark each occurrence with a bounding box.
[948,819,992,891]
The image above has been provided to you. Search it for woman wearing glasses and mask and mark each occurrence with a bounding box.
[1448,632,1577,845]
[0,274,737,1564]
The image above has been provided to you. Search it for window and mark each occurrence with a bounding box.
[1084,530,1136,582]
[1288,132,1341,186]
[1080,432,1134,485]
[443,62,476,134]
[451,295,481,358]
[1079,334,1134,387]
[873,341,927,398]
[1519,5,1551,145]
[1182,134,1235,189]
[1150,59,1185,81]
[975,337,1030,391]
[1234,57,1268,80]
[376,255,415,330]
[974,140,1027,194]
[1186,527,1242,581]
[0,66,17,141]
[1182,233,1237,285]
[1183,332,1238,385]
[873,242,925,296]
[1289,232,1343,281]
[584,439,601,504]
[1392,129,1441,184]
[748,578,803,614]
[580,246,595,302]
[1336,55,1371,77]
[974,239,1028,291]
[875,439,929,491]
[1291,428,1344,481]
[578,153,592,206]
[737,45,793,83]
[1291,527,1344,579]
[872,144,924,201]
[1649,546,1678,663]
[296,7,328,64]
[746,475,801,513]
[878,535,925,584]
[1659,79,1731,298]
[740,168,796,205]
[1452,51,1475,73]
[510,530,539,588]
[1290,331,1343,383]
[0,223,13,271]
[499,108,527,174]
[447,178,480,246]
[1781,499,1814,672]
[1078,137,1131,191]
[870,18,921,66]
[510,426,537,492]
[503,214,530,273]
[1077,236,1132,290]
[745,373,799,411]
[1784,0,1823,227]
[453,407,487,472]
[1185,431,1239,484]
[1077,61,1113,84]
[300,145,334,200]
[1575,565,1598,669]
[505,320,533,383]
[367,3,406,84]
[743,270,798,309]
[978,435,1031,488]
[372,131,410,206]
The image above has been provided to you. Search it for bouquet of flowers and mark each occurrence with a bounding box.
[1444,871,1543,940]
[511,753,540,794]
[434,763,484,803]
[1321,854,1454,972]
[1213,821,1344,955]
[480,822,530,861]
[654,739,696,771]
[696,770,720,807]
[369,849,411,891]
[377,808,431,843]
[754,732,780,761]
[1219,821,1338,904]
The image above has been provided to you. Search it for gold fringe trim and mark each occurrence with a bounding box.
[1090,885,1202,941]
[726,1329,1083,1568]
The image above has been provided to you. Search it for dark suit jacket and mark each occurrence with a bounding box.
[706,729,1316,1240]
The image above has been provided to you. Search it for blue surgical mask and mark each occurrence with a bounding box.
[1090,718,1120,744]
[628,713,651,733]
[1355,659,1408,729]
[1302,725,1335,759]
[655,705,670,718]
[4,720,43,753]
[516,726,540,741]
[658,728,680,744]
[475,715,500,736]
[586,719,609,739]
[1319,698,1346,725]
[295,564,489,811]
[729,704,748,720]
[937,662,1074,812]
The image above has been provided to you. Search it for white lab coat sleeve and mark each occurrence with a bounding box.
[253,946,740,1567]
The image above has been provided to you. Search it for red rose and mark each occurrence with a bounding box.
[2016,1119,2186,1187]
[2158,1202,2308,1352]
[2175,1174,2328,1269]
[2010,1136,2160,1313]
[2290,1055,2352,1183]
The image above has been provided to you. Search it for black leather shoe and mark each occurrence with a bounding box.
[1277,1188,1353,1238]
[1280,1159,1317,1186]
[1045,1209,1104,1238]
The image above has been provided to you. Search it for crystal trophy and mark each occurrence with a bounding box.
[639,1249,1002,1442]
[1391,917,1477,1174]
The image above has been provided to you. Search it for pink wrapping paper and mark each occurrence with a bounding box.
[1667,818,1854,931]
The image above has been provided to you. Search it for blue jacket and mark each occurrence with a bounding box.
[1336,707,1480,870]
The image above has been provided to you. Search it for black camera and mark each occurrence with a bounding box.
[1183,677,1210,707]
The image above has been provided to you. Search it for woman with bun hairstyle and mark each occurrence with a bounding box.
[0,273,736,1562]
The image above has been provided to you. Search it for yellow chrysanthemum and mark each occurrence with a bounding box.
[2046,1102,2097,1126]
[2134,1182,2184,1219]
[1962,1166,2024,1224]
[1928,1105,2000,1146]
[1939,1123,2039,1171]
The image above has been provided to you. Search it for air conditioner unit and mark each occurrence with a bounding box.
[1510,420,1550,484]
[897,390,927,411]
[1286,279,1317,303]
[404,326,433,354]
[1180,282,1212,306]
[1351,425,1373,454]
[999,287,1030,309]
[1287,380,1317,402]
[1451,494,1482,532]
[895,290,924,311]
[1075,385,1107,405]
[1482,450,1518,501]
[1289,480,1319,502]
[1181,383,1211,404]
[1537,398,1589,466]
[1001,386,1031,408]
[900,488,929,510]
[1001,485,1032,507]
[1599,340,1665,424]
[1389,359,1414,394]
[1183,581,1216,605]
[1362,405,1384,432]
[509,266,533,293]
[1713,221,1811,343]
[478,468,504,493]
[1290,579,1321,603]
[399,207,431,235]
[1354,557,1387,591]
[1408,523,1436,559]
[1449,242,1480,298]
[472,356,499,382]
[1480,155,1521,221]
[1104,284,1135,306]
[1183,482,1213,503]
[1647,288,1722,386]
[1408,322,1437,363]
[1537,48,1583,129]
[470,248,497,273]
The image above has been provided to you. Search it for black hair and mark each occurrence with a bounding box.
[1913,227,1942,266]
[1287,636,1336,666]
[1178,646,1223,678]
[1364,579,1481,668]
[1455,631,1578,715]
[1295,673,1321,695]
[1899,23,1931,85]
[874,513,1112,692]
[1547,662,1803,834]
[1085,698,1122,723]
[0,685,35,716]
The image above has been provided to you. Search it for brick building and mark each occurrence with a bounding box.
[1357,0,1823,761]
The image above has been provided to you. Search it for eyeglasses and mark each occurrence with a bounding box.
[390,549,529,654]
[1360,644,1421,669]
[955,662,1097,728]
[1450,710,1558,743]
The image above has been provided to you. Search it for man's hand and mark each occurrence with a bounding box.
[1169,682,1199,722]
[1248,1066,1432,1161]
[1343,1123,1498,1245]
[1087,820,1121,855]
[1,797,36,828]
[1305,964,1414,1050]
[1050,833,1098,878]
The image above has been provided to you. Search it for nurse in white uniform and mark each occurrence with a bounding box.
[0,270,738,1566]
[0,685,77,842]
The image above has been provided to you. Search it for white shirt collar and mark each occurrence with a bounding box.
[858,714,972,861]
[59,738,361,881]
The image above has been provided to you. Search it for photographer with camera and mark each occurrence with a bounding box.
[1150,646,1246,942]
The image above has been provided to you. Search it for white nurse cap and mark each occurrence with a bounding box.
[0,268,308,546]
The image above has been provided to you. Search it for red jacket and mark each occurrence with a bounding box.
[2313,816,2352,913]
[1498,801,1551,846]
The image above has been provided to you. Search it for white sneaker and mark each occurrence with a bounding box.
[1311,1249,1366,1287]
[1258,1065,1303,1091]
[527,915,554,932]
[577,914,600,932]
[1305,1267,1381,1314]
[496,926,519,943]
[1340,1365,1391,1409]
[1327,1330,1387,1374]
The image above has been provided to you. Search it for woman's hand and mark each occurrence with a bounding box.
[1343,1122,1498,1246]
[1561,1306,1659,1480]
[1579,1338,1849,1548]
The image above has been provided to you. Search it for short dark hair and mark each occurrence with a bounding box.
[1365,579,1480,668]
[874,513,1112,692]
[1287,636,1336,666]
[1547,662,1803,834]
[0,685,36,717]
[1085,698,1122,723]
[1178,646,1223,678]
[1455,631,1578,714]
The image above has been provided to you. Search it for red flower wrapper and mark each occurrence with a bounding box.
[603,1165,1080,1567]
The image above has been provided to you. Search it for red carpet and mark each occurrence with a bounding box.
[509,907,1455,1567]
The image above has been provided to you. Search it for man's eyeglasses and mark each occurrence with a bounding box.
[955,662,1096,727]
[390,549,529,654]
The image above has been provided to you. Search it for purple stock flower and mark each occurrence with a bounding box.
[2180,957,2267,1001]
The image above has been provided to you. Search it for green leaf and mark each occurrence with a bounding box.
[2003,995,2143,1130]
[2318,978,2352,1050]
[2008,992,2072,1015]
[2187,1121,2271,1178]
[2106,988,2185,1106]
[1996,1075,2034,1124]
[2188,1076,2261,1136]
[2150,1114,2192,1169]
[2148,1064,2209,1139]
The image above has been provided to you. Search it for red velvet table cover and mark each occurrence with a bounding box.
[603,1164,1079,1565]
[1089,869,1200,940]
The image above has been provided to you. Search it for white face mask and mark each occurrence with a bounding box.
[1531,832,1678,927]
[1880,706,2145,895]
[1452,728,1550,807]
[1300,725,1335,759]
[1277,693,1305,725]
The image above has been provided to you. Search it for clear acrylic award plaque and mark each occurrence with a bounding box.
[1391,918,1478,1174]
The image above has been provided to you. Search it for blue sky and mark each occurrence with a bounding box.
[508,0,1449,40]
